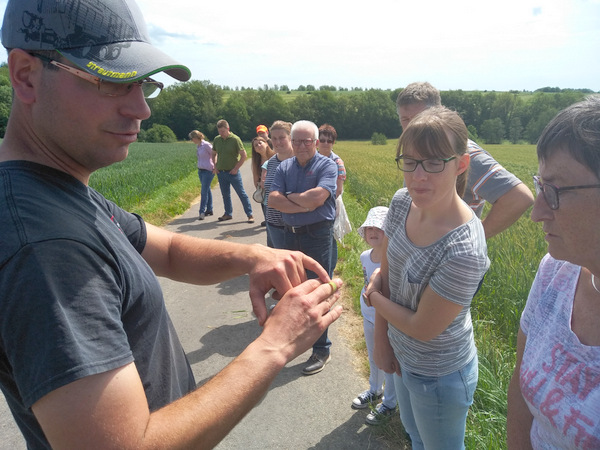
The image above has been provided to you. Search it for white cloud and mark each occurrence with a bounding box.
[0,0,598,91]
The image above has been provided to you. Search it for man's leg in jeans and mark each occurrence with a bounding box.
[217,171,233,216]
[229,171,253,217]
[296,225,334,375]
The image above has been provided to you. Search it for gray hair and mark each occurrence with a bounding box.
[537,95,600,179]
[291,120,319,140]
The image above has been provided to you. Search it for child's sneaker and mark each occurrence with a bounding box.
[366,403,396,425]
[351,390,382,409]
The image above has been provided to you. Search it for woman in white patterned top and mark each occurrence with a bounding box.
[507,96,600,449]
[364,107,489,450]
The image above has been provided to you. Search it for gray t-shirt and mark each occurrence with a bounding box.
[464,139,522,217]
[384,189,489,376]
[0,161,195,449]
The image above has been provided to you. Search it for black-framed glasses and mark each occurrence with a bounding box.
[319,137,334,144]
[395,155,456,173]
[533,175,600,210]
[291,138,316,147]
[31,53,164,99]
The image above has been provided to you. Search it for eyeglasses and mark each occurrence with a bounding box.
[32,53,164,99]
[395,155,456,173]
[532,175,600,210]
[319,137,334,144]
[291,138,316,147]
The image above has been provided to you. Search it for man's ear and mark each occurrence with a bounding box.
[8,49,42,105]
[456,152,470,176]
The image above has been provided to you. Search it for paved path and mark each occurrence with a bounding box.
[0,163,391,449]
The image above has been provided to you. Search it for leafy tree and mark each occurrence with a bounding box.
[145,80,222,140]
[371,132,387,145]
[467,125,479,141]
[479,118,505,144]
[219,92,251,139]
[508,116,523,144]
[0,84,11,137]
[144,124,177,143]
[524,108,558,144]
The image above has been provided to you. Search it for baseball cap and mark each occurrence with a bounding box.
[1,0,191,83]
[357,206,389,239]
[256,125,268,134]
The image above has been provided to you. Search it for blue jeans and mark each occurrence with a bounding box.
[394,355,478,450]
[197,169,214,214]
[283,222,334,355]
[216,170,253,217]
[266,223,285,249]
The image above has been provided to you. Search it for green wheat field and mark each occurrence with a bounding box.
[91,140,546,449]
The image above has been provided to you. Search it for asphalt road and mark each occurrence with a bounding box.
[0,163,391,449]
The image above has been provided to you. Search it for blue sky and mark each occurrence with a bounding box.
[1,0,599,92]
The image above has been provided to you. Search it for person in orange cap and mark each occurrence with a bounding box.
[256,124,273,149]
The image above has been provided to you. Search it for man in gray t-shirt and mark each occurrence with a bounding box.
[396,82,534,239]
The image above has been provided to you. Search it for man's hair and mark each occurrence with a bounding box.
[291,120,318,140]
[398,106,469,196]
[396,82,442,110]
[318,123,337,142]
[270,120,292,135]
[217,119,229,129]
[537,95,600,179]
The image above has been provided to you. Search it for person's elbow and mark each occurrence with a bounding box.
[501,183,535,214]
[309,188,332,209]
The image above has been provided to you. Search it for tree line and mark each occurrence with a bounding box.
[0,63,593,144]
[142,82,593,145]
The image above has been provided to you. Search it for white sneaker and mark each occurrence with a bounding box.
[366,403,396,425]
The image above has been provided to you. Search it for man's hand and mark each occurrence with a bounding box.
[247,246,330,326]
[257,278,344,363]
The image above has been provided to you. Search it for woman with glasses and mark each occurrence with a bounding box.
[363,107,489,449]
[317,124,348,268]
[507,97,600,449]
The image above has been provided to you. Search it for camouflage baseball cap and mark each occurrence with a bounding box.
[1,0,191,83]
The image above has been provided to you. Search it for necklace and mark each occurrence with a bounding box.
[592,274,600,294]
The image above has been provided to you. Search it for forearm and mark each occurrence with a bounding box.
[368,287,461,341]
[233,150,246,171]
[143,224,260,283]
[482,183,534,238]
[268,191,310,214]
[147,339,286,449]
[370,292,419,337]
[286,188,329,210]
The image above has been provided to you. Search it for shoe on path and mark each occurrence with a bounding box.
[218,214,233,221]
[351,390,383,410]
[205,210,213,216]
[366,403,396,425]
[302,353,331,376]
[198,213,205,220]
[247,215,255,223]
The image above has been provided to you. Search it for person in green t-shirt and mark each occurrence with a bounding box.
[212,119,254,223]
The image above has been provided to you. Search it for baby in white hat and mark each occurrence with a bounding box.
[351,206,398,424]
